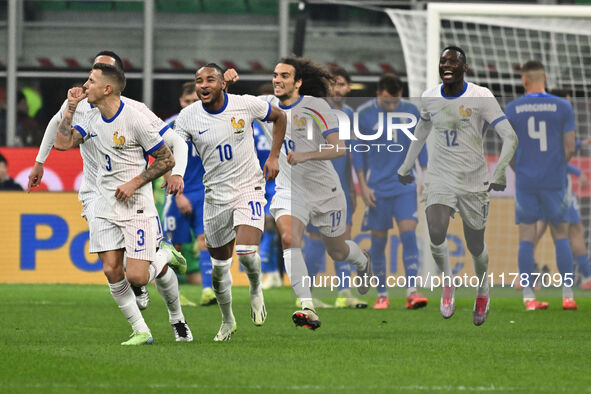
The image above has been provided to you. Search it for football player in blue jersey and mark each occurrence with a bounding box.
[163,81,216,306]
[354,73,428,310]
[505,60,578,311]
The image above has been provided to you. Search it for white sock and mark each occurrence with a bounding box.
[155,268,184,323]
[109,278,149,333]
[283,248,313,302]
[149,248,171,282]
[563,284,574,299]
[344,240,367,272]
[472,244,489,296]
[430,240,452,276]
[212,257,235,324]
[236,245,262,295]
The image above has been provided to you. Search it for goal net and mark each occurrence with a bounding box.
[386,4,591,285]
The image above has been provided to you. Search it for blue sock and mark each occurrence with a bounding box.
[370,235,388,295]
[303,237,326,277]
[400,231,419,289]
[576,254,591,278]
[518,241,535,290]
[260,231,275,273]
[555,239,574,282]
[200,249,212,289]
[335,261,352,291]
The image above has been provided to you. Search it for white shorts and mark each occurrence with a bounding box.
[424,182,490,230]
[204,189,266,248]
[270,187,347,238]
[89,215,163,261]
[81,198,96,225]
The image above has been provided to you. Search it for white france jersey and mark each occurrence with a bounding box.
[174,92,271,204]
[259,95,343,202]
[59,96,169,206]
[73,100,164,220]
[420,82,506,193]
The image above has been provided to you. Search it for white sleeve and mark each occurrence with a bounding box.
[246,95,272,121]
[491,119,518,185]
[162,129,188,177]
[480,88,507,126]
[173,111,192,142]
[398,118,432,176]
[35,111,61,163]
[135,116,164,155]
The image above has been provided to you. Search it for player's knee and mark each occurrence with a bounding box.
[102,265,124,283]
[126,271,148,287]
[281,232,294,249]
[428,226,446,246]
[326,243,347,261]
[466,241,484,257]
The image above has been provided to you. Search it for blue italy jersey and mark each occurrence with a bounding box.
[169,117,205,195]
[505,93,575,190]
[352,99,427,197]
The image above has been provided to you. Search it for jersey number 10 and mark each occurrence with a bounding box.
[527,116,547,152]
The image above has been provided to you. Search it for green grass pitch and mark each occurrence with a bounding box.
[1,284,590,393]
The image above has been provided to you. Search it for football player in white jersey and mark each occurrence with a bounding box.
[398,46,518,325]
[27,51,189,313]
[54,63,192,345]
[255,57,372,330]
[174,63,286,341]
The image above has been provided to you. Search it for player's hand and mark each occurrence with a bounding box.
[66,87,87,113]
[263,156,279,180]
[287,151,308,165]
[27,162,44,192]
[487,183,506,192]
[398,173,414,185]
[223,68,239,85]
[175,193,193,216]
[360,185,376,208]
[115,180,139,203]
[163,174,184,195]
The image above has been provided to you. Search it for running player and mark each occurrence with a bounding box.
[259,57,372,330]
[505,60,578,310]
[54,63,192,344]
[27,51,189,312]
[174,63,286,341]
[398,46,518,325]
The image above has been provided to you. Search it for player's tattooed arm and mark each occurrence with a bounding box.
[54,88,86,150]
[115,144,175,203]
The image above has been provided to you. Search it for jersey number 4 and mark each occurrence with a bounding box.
[528,116,547,152]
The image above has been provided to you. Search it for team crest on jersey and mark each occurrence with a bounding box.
[231,117,245,134]
[293,115,307,130]
[113,130,126,150]
[459,105,472,118]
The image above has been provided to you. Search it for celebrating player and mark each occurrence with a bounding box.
[354,73,428,310]
[505,60,578,310]
[398,46,518,325]
[27,51,189,316]
[174,63,286,341]
[54,63,192,345]
[259,57,372,330]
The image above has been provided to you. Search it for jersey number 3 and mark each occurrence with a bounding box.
[527,116,547,152]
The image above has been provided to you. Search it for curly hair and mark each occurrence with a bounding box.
[279,56,334,97]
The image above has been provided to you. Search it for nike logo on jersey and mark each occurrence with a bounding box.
[198,129,209,135]
[134,248,146,253]
[89,133,98,138]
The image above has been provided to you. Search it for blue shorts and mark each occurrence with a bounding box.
[163,191,204,244]
[362,192,417,232]
[306,193,353,234]
[515,187,570,225]
[565,198,581,224]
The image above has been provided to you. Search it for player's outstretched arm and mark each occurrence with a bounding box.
[490,118,518,191]
[563,130,576,162]
[287,131,346,165]
[115,144,175,203]
[397,118,431,184]
[262,105,286,180]
[54,88,87,151]
[27,111,62,191]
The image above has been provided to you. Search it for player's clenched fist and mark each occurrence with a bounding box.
[115,180,140,203]
[66,87,87,113]
[263,156,279,180]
